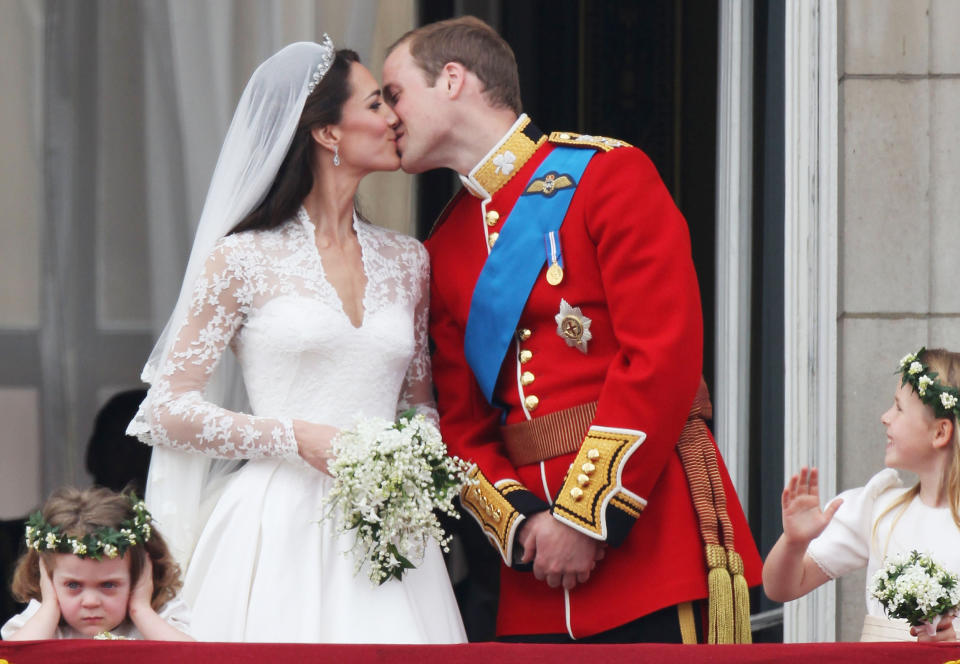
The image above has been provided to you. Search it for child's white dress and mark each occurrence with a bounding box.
[0,597,191,639]
[807,468,960,641]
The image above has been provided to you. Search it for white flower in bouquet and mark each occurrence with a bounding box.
[870,550,960,635]
[323,410,471,585]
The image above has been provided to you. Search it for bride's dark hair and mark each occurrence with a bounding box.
[229,48,360,235]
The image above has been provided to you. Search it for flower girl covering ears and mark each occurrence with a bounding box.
[2,487,193,640]
[763,347,960,642]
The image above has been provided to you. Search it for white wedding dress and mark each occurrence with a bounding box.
[130,209,466,643]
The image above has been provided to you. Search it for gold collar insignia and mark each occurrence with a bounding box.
[466,115,547,198]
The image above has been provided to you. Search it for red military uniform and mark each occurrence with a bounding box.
[426,115,762,639]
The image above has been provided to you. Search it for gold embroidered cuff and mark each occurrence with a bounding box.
[552,425,647,540]
[460,466,526,565]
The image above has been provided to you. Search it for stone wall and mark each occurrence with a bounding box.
[838,0,960,641]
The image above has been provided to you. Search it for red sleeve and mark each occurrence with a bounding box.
[427,237,550,565]
[551,147,703,544]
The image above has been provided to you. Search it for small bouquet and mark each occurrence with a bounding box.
[870,550,960,636]
[323,410,470,585]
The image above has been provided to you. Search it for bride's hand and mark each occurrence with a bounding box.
[293,420,339,475]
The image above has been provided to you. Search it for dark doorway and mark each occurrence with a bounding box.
[749,0,786,643]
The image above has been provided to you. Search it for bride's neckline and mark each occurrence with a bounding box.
[296,206,369,329]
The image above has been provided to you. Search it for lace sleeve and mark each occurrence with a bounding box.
[397,243,439,427]
[134,239,299,459]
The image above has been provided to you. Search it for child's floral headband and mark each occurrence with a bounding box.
[898,347,960,420]
[25,494,153,560]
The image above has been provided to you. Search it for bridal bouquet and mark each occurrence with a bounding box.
[870,550,960,635]
[324,410,470,585]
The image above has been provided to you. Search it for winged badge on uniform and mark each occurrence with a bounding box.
[524,171,576,198]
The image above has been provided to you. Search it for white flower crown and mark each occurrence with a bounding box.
[898,347,960,420]
[25,494,153,560]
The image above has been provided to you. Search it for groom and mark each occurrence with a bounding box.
[383,16,762,643]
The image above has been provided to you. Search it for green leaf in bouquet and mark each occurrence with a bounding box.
[395,409,417,429]
[380,543,417,585]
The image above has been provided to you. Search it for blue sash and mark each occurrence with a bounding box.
[464,146,595,404]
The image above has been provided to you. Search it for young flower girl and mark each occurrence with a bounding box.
[763,347,960,641]
[2,486,193,640]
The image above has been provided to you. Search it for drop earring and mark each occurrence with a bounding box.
[333,145,340,167]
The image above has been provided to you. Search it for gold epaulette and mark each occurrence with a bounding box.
[551,425,646,539]
[460,466,526,565]
[548,131,632,152]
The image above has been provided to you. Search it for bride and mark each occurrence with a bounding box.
[127,38,466,643]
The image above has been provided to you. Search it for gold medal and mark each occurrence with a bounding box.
[546,262,564,286]
[543,232,565,286]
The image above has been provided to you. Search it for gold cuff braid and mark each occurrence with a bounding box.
[552,426,645,539]
[459,467,524,565]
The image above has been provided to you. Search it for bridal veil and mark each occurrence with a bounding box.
[127,38,335,567]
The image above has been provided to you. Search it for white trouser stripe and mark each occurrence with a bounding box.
[540,461,551,505]
[565,588,575,639]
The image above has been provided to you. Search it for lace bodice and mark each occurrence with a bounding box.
[130,210,436,460]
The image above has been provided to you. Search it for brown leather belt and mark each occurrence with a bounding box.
[500,401,598,467]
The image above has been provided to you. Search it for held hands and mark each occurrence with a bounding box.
[519,511,606,591]
[781,466,843,545]
[293,420,339,475]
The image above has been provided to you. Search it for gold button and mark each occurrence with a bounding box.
[524,395,540,411]
[485,210,500,226]
[577,473,590,487]
[570,487,583,500]
[587,448,600,460]
[581,462,595,475]
[488,232,499,248]
[518,329,532,341]
[521,371,535,386]
[519,349,533,364]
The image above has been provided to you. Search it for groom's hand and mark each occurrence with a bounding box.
[519,511,606,590]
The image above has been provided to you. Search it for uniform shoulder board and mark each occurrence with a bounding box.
[548,131,632,152]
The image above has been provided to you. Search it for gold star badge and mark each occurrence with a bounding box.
[555,299,591,353]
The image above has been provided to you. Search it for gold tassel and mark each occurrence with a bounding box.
[727,550,752,644]
[705,543,734,644]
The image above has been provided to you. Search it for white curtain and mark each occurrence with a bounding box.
[139,0,416,330]
[0,0,414,504]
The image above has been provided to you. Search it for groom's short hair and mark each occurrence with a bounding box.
[388,16,522,114]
